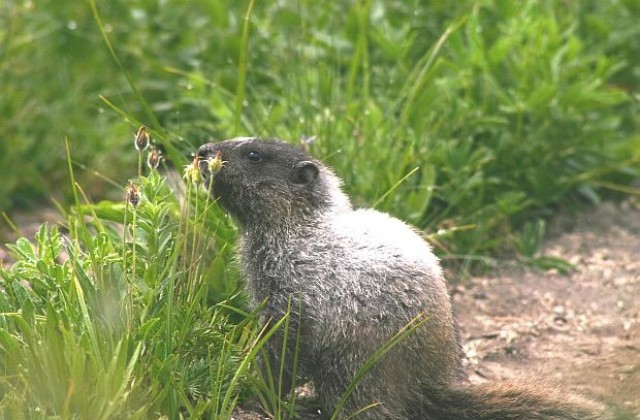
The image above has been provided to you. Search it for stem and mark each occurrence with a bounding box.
[137,150,143,179]
[234,0,256,134]
[128,208,138,333]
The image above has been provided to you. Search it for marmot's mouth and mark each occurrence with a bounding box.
[197,156,212,182]
[196,143,222,188]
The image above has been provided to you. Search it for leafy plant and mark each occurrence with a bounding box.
[515,219,575,274]
[2,0,639,260]
[0,138,258,417]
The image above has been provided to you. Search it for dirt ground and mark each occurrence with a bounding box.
[2,201,638,418]
[453,200,640,418]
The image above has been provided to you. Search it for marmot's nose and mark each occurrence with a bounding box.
[196,142,219,160]
[196,143,217,182]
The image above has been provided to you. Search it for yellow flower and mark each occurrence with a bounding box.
[207,151,224,175]
[183,156,201,184]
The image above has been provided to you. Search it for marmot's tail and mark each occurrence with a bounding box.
[423,380,610,420]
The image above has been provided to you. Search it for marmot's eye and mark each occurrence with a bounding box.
[246,151,262,162]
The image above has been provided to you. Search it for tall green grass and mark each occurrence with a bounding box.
[2,0,638,256]
[0,142,260,417]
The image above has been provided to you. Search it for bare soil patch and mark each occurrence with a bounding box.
[454,200,640,417]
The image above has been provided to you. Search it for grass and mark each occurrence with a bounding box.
[3,0,637,256]
[0,0,639,418]
[0,142,267,417]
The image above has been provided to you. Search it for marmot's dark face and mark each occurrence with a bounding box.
[197,138,325,228]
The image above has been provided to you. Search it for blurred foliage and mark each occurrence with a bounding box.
[1,0,638,258]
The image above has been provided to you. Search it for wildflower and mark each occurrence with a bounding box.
[125,181,141,207]
[147,145,162,170]
[134,126,150,151]
[299,134,316,152]
[183,155,201,184]
[207,151,224,175]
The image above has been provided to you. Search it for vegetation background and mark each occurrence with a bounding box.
[0,0,638,418]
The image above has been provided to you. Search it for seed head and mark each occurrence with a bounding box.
[125,181,141,207]
[134,126,150,151]
[147,145,162,170]
[207,151,224,175]
[183,155,201,184]
[299,134,316,151]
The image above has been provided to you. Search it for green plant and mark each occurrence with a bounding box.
[515,219,575,274]
[3,0,639,260]
[0,137,259,417]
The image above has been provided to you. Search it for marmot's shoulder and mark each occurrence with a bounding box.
[325,208,440,269]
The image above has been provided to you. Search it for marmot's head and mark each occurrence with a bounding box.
[197,138,350,229]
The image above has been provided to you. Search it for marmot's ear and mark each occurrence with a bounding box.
[291,161,319,185]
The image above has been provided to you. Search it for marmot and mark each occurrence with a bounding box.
[197,138,608,419]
